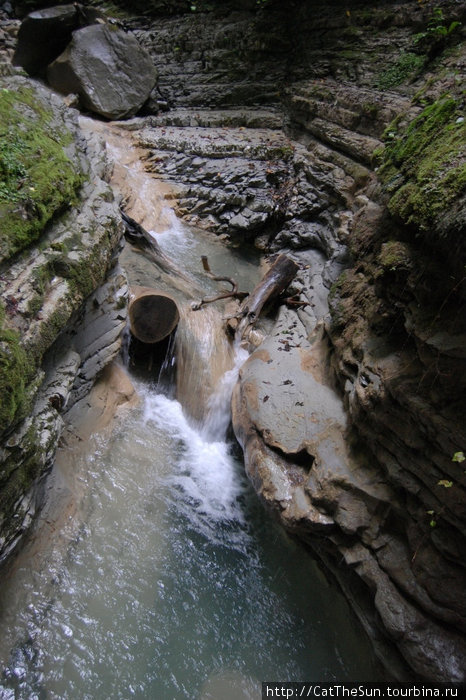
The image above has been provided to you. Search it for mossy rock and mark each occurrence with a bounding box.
[377,93,466,264]
[0,82,84,264]
[378,240,413,272]
[375,52,425,90]
[0,304,31,432]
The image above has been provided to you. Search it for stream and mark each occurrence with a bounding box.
[0,123,383,699]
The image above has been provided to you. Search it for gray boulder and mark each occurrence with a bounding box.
[47,24,157,120]
[13,4,79,76]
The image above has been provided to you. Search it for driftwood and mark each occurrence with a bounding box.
[121,211,299,338]
[233,254,299,340]
[191,256,248,310]
[284,295,309,309]
[121,208,192,283]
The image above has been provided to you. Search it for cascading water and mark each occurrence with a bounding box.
[0,123,385,699]
[201,342,249,443]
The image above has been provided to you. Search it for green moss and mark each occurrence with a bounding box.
[27,306,72,368]
[24,263,53,318]
[375,52,425,90]
[378,95,466,231]
[0,303,31,433]
[26,294,45,319]
[0,85,84,263]
[338,49,363,60]
[378,240,412,271]
[269,143,295,161]
[329,270,348,298]
[361,101,379,119]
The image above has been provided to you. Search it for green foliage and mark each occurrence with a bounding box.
[0,85,84,263]
[413,7,461,56]
[377,95,466,231]
[375,52,425,90]
[0,128,27,201]
[377,240,412,272]
[452,451,465,463]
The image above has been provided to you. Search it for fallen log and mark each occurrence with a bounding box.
[120,208,193,284]
[129,286,179,344]
[234,254,299,340]
[284,295,309,309]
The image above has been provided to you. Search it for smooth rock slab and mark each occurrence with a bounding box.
[47,24,157,120]
[233,310,350,463]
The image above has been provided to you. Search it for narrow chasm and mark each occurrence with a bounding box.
[0,0,465,690]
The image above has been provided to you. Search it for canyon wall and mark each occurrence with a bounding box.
[0,72,128,561]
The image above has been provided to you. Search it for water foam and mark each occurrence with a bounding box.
[142,391,249,545]
[150,207,195,254]
[202,343,249,442]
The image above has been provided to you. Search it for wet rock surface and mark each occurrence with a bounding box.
[135,118,293,241]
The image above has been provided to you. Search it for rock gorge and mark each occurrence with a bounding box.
[1,0,465,683]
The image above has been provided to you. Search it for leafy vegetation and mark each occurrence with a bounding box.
[375,52,425,90]
[0,303,31,433]
[375,6,462,90]
[413,7,462,57]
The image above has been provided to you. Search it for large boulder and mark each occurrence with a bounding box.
[47,24,157,120]
[12,4,79,76]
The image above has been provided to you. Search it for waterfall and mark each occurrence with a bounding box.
[122,216,251,538]
[135,297,250,542]
[201,340,249,442]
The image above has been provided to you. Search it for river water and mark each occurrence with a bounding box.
[0,124,383,699]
